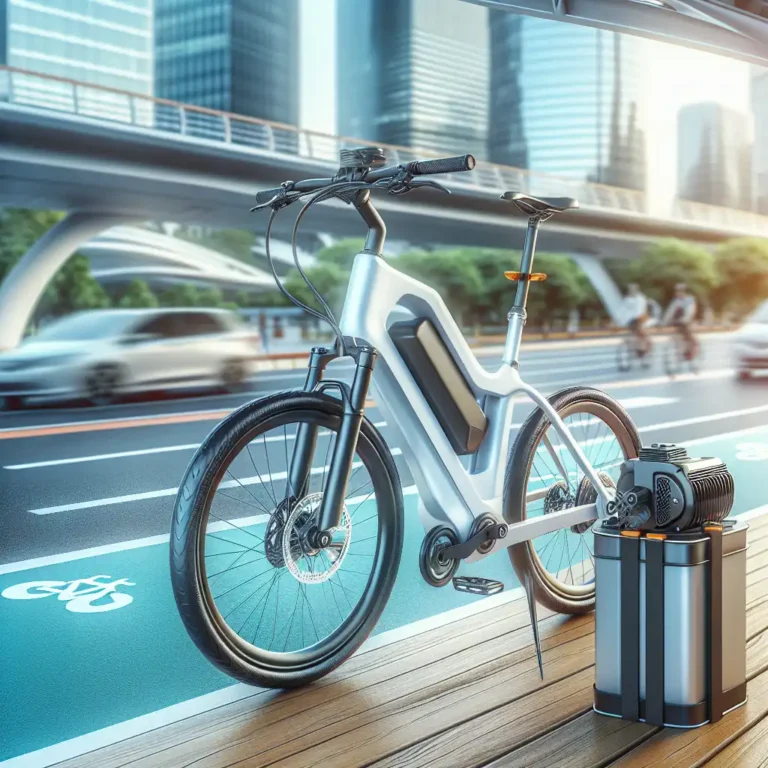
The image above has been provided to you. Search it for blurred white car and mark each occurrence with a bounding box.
[0,308,262,408]
[733,300,768,380]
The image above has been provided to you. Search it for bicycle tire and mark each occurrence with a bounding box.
[503,386,641,614]
[170,390,403,688]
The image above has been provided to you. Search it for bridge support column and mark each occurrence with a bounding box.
[0,211,133,351]
[567,253,626,326]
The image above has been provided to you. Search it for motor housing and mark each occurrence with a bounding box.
[607,443,734,532]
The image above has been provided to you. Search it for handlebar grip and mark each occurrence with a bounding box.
[407,154,476,176]
[254,186,284,205]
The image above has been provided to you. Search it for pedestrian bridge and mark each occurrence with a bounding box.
[1,65,767,349]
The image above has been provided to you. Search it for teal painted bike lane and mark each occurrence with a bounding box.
[3,425,768,763]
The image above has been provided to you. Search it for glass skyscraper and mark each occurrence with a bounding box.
[752,68,768,214]
[1,0,152,100]
[154,0,298,125]
[337,0,489,159]
[677,102,753,210]
[500,17,646,190]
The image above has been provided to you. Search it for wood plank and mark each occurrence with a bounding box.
[370,541,768,768]
[159,621,595,768]
[609,666,768,768]
[371,669,596,768]
[64,514,768,768]
[61,590,559,768]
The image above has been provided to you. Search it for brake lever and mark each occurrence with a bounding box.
[250,181,296,212]
[410,179,451,194]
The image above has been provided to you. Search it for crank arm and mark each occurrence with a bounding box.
[441,522,508,561]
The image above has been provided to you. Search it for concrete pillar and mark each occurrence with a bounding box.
[567,252,626,326]
[0,211,133,351]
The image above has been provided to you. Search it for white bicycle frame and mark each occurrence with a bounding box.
[339,218,614,564]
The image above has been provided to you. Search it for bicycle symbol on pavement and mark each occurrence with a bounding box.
[735,443,768,462]
[1,574,135,613]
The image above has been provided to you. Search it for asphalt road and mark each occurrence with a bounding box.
[2,332,768,765]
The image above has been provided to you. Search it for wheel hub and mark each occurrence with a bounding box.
[281,492,351,584]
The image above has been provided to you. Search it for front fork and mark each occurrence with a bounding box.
[287,344,376,540]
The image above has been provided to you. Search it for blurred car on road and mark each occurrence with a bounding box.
[733,300,768,380]
[0,308,262,408]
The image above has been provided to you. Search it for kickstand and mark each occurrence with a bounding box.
[523,571,544,679]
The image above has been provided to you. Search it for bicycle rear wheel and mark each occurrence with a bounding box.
[504,387,641,614]
[170,391,403,688]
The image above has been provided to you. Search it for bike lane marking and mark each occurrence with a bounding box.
[2,423,768,766]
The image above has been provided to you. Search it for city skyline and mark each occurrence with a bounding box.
[0,0,764,210]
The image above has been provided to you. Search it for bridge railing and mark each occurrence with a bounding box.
[1,65,766,237]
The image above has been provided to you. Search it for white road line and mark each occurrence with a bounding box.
[0,366,732,440]
[3,495,762,768]
[1,486,420,575]
[639,403,768,436]
[5,443,202,469]
[27,448,404,516]
[5,422,389,470]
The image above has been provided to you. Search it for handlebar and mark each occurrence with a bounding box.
[253,153,476,207]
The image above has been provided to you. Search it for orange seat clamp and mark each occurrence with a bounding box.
[504,271,547,282]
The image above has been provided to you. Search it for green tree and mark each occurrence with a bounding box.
[0,209,65,282]
[160,283,203,307]
[316,239,366,272]
[284,263,348,316]
[45,254,111,316]
[118,279,159,309]
[177,227,256,263]
[527,253,598,322]
[396,250,484,325]
[610,239,719,307]
[197,286,224,307]
[0,209,112,320]
[714,238,768,314]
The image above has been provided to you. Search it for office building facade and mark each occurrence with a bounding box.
[337,0,489,159]
[487,10,527,168]
[154,0,298,125]
[752,68,768,214]
[1,0,152,112]
[508,17,646,189]
[677,102,753,210]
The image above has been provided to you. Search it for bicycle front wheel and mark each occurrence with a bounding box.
[170,391,403,688]
[504,387,641,614]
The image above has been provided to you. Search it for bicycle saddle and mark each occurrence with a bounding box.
[502,192,579,217]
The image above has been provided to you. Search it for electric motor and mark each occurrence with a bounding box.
[607,443,734,532]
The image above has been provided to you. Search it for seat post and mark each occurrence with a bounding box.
[503,215,541,367]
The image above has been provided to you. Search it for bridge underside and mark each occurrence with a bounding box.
[467,0,768,66]
[0,105,751,262]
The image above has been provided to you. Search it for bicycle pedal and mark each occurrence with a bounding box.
[452,576,504,596]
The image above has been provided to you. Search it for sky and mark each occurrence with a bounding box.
[299,0,336,134]
[298,0,755,205]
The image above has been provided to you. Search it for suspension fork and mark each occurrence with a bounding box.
[317,347,376,533]
[286,345,377,535]
[287,346,331,499]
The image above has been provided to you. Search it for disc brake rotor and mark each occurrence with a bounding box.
[281,492,352,584]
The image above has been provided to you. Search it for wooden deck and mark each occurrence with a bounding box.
[60,515,768,768]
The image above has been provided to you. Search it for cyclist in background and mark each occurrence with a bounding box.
[663,283,698,358]
[623,283,651,356]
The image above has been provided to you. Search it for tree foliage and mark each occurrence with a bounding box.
[315,239,365,272]
[714,238,768,314]
[612,239,719,307]
[118,279,159,309]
